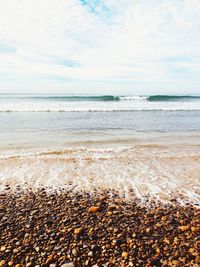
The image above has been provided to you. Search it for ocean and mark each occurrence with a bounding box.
[0,94,200,112]
[0,94,200,205]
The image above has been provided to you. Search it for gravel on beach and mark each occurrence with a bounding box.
[0,188,199,267]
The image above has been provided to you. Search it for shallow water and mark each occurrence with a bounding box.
[0,98,200,205]
[0,137,200,205]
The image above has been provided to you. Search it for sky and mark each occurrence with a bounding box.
[0,0,199,95]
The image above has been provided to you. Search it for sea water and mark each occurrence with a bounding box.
[0,94,199,205]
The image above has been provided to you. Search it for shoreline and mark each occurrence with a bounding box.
[0,188,199,266]
[0,140,200,206]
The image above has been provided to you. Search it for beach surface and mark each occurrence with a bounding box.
[0,189,199,266]
[0,96,200,265]
[0,138,200,266]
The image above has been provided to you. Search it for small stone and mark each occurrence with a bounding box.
[50,264,57,267]
[13,248,18,253]
[85,260,90,266]
[132,233,136,238]
[108,205,116,210]
[191,227,198,232]
[35,246,40,252]
[171,260,180,266]
[174,237,179,244]
[146,227,150,233]
[179,225,190,231]
[45,255,54,264]
[0,260,6,267]
[122,251,129,258]
[88,251,93,257]
[72,248,77,256]
[161,216,167,221]
[156,248,161,254]
[74,227,83,234]
[89,206,100,213]
[164,238,170,245]
[61,263,75,267]
[8,261,14,267]
[99,195,107,201]
[0,246,6,252]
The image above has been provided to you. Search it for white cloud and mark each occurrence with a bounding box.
[0,0,199,93]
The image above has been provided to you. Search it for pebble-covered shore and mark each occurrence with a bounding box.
[0,188,199,267]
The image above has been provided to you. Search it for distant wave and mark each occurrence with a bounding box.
[147,95,200,102]
[41,95,121,101]
[0,94,200,112]
[0,95,120,102]
[1,94,200,102]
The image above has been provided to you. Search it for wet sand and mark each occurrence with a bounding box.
[0,142,200,205]
[0,188,199,266]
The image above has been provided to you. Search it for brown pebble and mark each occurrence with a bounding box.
[89,206,100,213]
[108,205,116,210]
[0,246,6,252]
[164,238,170,245]
[72,248,77,256]
[156,248,161,254]
[99,195,107,201]
[191,226,198,232]
[171,260,180,266]
[61,263,75,267]
[0,260,6,267]
[122,251,129,258]
[74,227,83,234]
[179,225,190,231]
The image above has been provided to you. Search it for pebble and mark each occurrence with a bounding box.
[35,246,40,252]
[61,263,75,267]
[74,227,83,234]
[179,225,190,231]
[0,246,6,252]
[88,251,93,257]
[89,206,100,213]
[72,248,77,256]
[122,251,129,258]
[0,260,6,267]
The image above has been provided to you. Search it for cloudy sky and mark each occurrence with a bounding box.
[0,0,199,95]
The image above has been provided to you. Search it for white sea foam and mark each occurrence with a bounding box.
[0,99,200,112]
[0,143,199,205]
